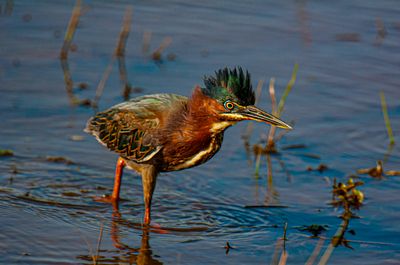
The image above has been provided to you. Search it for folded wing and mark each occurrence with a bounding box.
[85,94,187,163]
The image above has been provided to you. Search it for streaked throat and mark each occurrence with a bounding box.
[209,121,236,133]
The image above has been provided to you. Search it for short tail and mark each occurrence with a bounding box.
[84,117,95,135]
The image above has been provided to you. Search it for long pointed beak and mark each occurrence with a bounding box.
[239,105,292,130]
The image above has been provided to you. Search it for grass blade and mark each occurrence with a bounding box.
[380,91,395,145]
[277,63,298,116]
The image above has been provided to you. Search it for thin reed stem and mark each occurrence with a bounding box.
[380,91,395,145]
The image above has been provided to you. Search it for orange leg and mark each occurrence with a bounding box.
[94,157,125,210]
[141,165,158,225]
[111,157,125,201]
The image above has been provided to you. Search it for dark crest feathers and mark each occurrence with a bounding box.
[202,67,255,106]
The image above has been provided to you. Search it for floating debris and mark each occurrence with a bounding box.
[77,82,89,90]
[281,144,306,150]
[79,98,92,107]
[70,135,84,141]
[46,156,74,165]
[357,160,400,179]
[348,229,356,235]
[307,164,328,173]
[301,153,321,159]
[357,161,383,178]
[224,241,234,255]
[386,170,400,176]
[0,149,14,156]
[297,224,328,237]
[331,178,364,213]
[316,178,365,265]
[62,191,81,197]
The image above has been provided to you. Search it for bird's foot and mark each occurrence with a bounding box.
[93,194,119,210]
[93,194,118,203]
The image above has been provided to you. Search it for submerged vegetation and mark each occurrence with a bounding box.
[0,149,14,156]
[380,91,395,146]
[316,178,364,265]
[269,177,366,265]
[357,160,400,179]
[239,50,397,265]
[243,63,298,179]
[60,0,173,110]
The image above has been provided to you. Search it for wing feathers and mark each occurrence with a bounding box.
[85,93,188,163]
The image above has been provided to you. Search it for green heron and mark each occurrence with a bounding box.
[85,67,291,225]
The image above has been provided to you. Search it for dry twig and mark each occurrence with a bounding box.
[93,7,133,108]
[151,36,172,62]
[60,0,82,105]
[93,222,104,265]
[266,63,298,152]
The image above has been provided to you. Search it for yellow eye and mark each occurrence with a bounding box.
[224,101,235,110]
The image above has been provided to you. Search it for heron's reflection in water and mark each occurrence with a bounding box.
[111,211,163,265]
[78,210,163,265]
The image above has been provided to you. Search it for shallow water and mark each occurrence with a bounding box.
[1,0,400,264]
